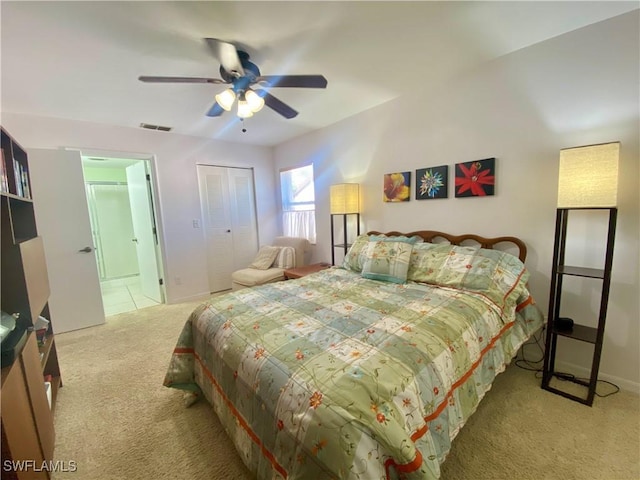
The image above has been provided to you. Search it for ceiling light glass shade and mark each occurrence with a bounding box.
[237,98,254,118]
[557,142,620,208]
[215,89,236,111]
[330,183,360,214]
[244,89,265,113]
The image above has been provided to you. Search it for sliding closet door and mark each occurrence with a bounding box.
[197,165,258,293]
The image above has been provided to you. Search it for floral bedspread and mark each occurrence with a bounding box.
[164,267,543,480]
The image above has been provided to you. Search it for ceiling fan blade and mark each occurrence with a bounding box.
[139,76,226,84]
[260,91,298,119]
[206,101,226,117]
[257,75,327,89]
[204,38,245,77]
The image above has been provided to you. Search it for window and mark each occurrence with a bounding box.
[280,164,316,243]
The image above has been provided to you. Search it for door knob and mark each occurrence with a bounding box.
[226,229,231,233]
[78,246,93,253]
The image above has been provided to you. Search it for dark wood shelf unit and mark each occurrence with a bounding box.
[1,126,60,478]
[552,323,598,344]
[1,127,31,199]
[3,195,37,243]
[542,207,616,406]
[556,265,605,279]
[330,213,360,266]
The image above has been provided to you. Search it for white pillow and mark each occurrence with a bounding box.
[272,246,296,269]
[250,245,280,270]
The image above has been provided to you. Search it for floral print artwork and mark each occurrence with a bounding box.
[416,166,448,199]
[383,172,411,202]
[455,158,495,197]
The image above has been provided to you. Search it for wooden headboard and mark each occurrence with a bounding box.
[366,230,527,262]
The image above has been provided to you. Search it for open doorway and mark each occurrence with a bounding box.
[81,154,165,316]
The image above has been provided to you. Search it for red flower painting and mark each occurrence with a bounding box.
[454,158,495,197]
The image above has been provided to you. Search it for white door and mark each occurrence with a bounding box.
[90,183,138,279]
[197,165,258,292]
[27,148,105,333]
[227,167,260,270]
[126,162,163,303]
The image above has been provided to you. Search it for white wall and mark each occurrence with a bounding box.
[1,113,278,303]
[274,13,640,391]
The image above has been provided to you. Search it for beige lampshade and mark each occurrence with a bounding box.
[557,142,620,208]
[330,183,360,214]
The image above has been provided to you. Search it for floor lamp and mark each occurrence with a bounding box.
[330,183,360,266]
[542,141,619,406]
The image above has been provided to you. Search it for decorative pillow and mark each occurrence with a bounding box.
[249,245,280,270]
[369,235,420,244]
[343,235,420,273]
[361,240,414,284]
[341,235,371,272]
[408,242,529,313]
[272,246,296,269]
[408,243,478,283]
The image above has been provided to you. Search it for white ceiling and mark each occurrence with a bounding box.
[2,1,637,147]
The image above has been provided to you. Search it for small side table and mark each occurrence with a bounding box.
[284,263,331,280]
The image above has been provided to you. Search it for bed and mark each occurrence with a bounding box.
[164,230,544,480]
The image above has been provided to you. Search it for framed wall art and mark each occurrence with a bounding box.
[454,157,495,197]
[416,165,448,200]
[383,172,411,202]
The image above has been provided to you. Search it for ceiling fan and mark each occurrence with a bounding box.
[139,38,328,119]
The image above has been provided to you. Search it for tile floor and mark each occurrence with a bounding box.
[100,275,160,316]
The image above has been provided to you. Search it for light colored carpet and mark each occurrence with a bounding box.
[52,301,640,480]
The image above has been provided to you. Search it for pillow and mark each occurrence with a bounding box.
[272,246,296,269]
[343,234,421,273]
[249,245,280,270]
[408,242,529,313]
[341,235,371,272]
[361,240,414,284]
[408,243,478,283]
[369,235,420,244]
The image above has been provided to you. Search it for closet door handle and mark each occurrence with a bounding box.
[78,246,93,253]
[226,229,231,233]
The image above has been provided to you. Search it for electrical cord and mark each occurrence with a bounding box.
[515,328,545,372]
[515,326,621,398]
[549,371,621,398]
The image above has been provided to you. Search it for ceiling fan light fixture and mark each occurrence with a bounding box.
[215,88,236,111]
[244,89,265,113]
[237,95,254,118]
[139,39,328,120]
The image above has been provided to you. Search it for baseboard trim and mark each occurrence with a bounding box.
[555,360,640,395]
[167,291,211,305]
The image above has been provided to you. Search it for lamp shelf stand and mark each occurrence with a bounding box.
[329,183,360,266]
[541,141,619,407]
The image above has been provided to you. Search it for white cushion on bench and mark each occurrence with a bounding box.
[231,267,285,289]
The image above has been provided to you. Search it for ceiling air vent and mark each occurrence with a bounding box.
[139,123,172,132]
